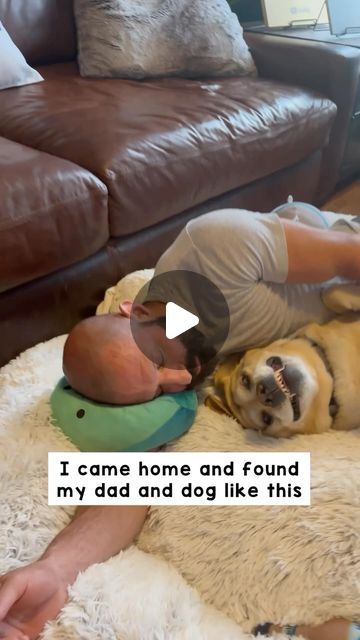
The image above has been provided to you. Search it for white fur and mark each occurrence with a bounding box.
[0,335,249,639]
[0,271,359,638]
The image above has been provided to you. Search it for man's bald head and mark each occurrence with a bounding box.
[63,314,135,404]
[62,312,194,405]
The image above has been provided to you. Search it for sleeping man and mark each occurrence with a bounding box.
[0,204,360,640]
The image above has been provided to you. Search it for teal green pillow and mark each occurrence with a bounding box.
[50,377,197,452]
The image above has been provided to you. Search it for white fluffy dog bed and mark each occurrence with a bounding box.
[0,270,359,639]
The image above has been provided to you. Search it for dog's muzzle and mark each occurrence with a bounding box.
[255,357,303,420]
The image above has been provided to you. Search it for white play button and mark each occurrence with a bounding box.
[165,302,199,340]
[130,270,230,369]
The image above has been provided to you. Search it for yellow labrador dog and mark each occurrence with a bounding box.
[206,284,360,438]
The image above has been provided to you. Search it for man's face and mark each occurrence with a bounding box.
[121,317,196,403]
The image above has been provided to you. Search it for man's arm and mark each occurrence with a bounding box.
[42,504,147,579]
[282,218,360,284]
[0,505,148,640]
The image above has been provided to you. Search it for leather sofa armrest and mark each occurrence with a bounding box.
[244,33,360,200]
[245,32,360,109]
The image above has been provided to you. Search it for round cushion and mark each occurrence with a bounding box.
[50,378,197,452]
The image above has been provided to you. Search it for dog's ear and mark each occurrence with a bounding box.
[205,393,233,417]
[213,353,243,392]
[208,353,244,418]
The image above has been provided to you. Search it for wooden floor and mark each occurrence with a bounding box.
[323,180,360,214]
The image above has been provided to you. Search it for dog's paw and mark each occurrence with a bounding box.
[322,283,360,313]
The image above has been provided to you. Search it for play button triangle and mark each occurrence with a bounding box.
[165,302,199,340]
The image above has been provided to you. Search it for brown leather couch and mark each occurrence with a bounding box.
[0,0,358,366]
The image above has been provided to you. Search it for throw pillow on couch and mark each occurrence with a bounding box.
[75,0,257,79]
[0,22,43,90]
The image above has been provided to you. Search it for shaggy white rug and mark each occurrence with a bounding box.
[0,335,249,640]
[0,270,359,639]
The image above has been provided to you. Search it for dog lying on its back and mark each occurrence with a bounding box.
[206,284,360,438]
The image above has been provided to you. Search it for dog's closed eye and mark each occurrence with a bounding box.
[261,411,273,427]
[241,373,251,389]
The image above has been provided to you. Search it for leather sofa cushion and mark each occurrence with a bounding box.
[0,63,336,237]
[0,0,76,65]
[0,137,108,293]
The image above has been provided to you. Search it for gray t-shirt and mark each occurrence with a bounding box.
[151,208,351,354]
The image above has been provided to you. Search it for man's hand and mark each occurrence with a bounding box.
[0,559,67,640]
[0,505,148,639]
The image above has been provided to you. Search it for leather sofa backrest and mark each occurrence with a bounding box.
[0,0,76,65]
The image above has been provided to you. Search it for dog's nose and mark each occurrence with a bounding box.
[256,376,284,406]
[266,356,283,371]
